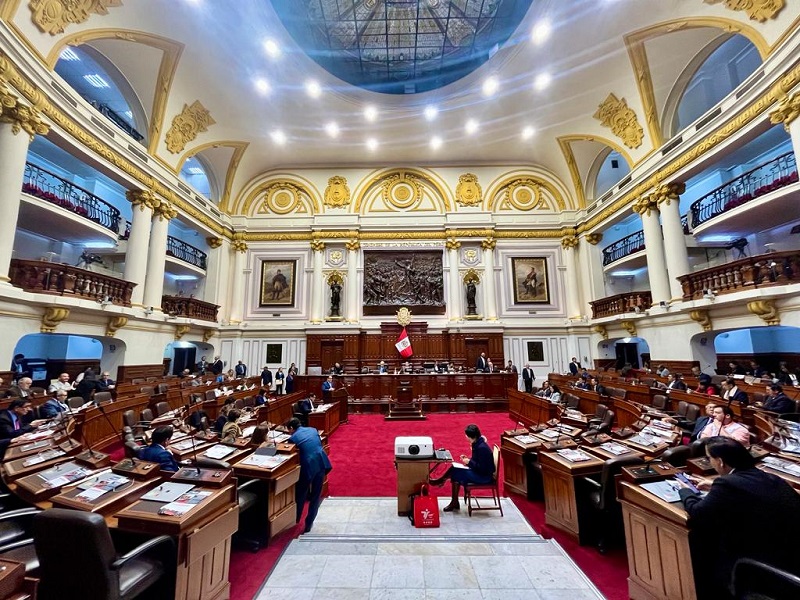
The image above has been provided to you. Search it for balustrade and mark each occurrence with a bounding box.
[9,259,135,305]
[166,237,207,270]
[162,296,219,321]
[602,230,645,266]
[590,291,652,318]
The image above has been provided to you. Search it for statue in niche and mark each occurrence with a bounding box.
[465,280,477,315]
[330,281,342,317]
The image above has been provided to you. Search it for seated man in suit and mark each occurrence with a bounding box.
[757,384,795,414]
[331,362,344,375]
[688,401,717,441]
[678,437,800,599]
[139,425,180,472]
[286,417,332,533]
[429,424,495,512]
[298,393,316,421]
[39,390,69,419]
[96,371,116,391]
[377,361,388,374]
[721,378,748,406]
[663,372,687,391]
[588,376,607,396]
[0,399,45,439]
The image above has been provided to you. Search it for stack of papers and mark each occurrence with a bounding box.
[158,490,213,516]
[641,480,681,503]
[22,448,65,467]
[642,425,675,439]
[75,473,131,502]
[38,465,91,489]
[556,449,592,462]
[171,439,198,451]
[268,431,290,443]
[241,426,256,438]
[514,435,538,444]
[762,456,800,477]
[599,442,632,455]
[538,429,561,440]
[203,445,235,460]
[628,433,659,447]
[142,482,195,503]
[239,453,289,469]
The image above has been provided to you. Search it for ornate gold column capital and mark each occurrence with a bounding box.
[561,235,579,250]
[769,91,800,131]
[480,237,496,251]
[345,239,360,252]
[30,0,124,35]
[106,316,128,337]
[0,86,50,141]
[620,320,637,337]
[310,240,326,252]
[207,237,223,249]
[41,307,69,333]
[593,324,608,340]
[747,299,780,325]
[585,233,603,245]
[175,324,191,340]
[126,189,158,211]
[232,239,248,253]
[632,195,658,217]
[445,238,461,251]
[152,199,177,221]
[653,182,686,207]
[689,309,712,332]
[203,329,217,342]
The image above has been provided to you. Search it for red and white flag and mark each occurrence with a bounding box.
[395,327,413,358]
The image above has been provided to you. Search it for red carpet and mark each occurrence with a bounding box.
[226,413,629,600]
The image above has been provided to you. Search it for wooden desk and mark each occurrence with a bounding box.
[51,475,158,514]
[395,456,445,516]
[308,401,340,436]
[500,433,542,497]
[508,390,561,426]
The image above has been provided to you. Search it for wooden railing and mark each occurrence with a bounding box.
[677,250,800,300]
[590,291,652,318]
[9,259,135,305]
[162,295,219,321]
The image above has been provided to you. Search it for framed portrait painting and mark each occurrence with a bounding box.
[259,260,296,307]
[511,257,550,304]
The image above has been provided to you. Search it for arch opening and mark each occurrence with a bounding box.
[164,341,214,376]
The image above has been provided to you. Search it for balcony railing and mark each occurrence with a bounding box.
[22,163,121,233]
[85,99,145,142]
[690,152,797,228]
[602,230,645,266]
[590,291,653,319]
[162,296,219,322]
[677,250,800,301]
[166,237,207,270]
[9,259,135,306]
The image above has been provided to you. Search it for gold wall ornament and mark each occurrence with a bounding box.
[231,239,248,253]
[174,324,191,340]
[207,237,223,249]
[41,306,69,333]
[689,309,712,332]
[326,271,344,285]
[703,0,784,22]
[462,268,480,284]
[396,306,412,327]
[502,178,544,211]
[29,0,123,35]
[152,198,177,220]
[593,324,609,340]
[620,320,637,338]
[585,233,603,245]
[593,93,645,149]
[652,182,686,206]
[323,176,351,208]
[0,97,50,140]
[381,171,423,209]
[561,235,579,250]
[769,91,800,130]
[165,100,215,154]
[256,181,306,215]
[747,299,780,325]
[126,188,158,211]
[345,239,360,252]
[481,237,496,251]
[202,329,216,343]
[106,315,128,337]
[455,173,483,207]
[445,238,461,251]
[310,240,326,252]
[632,195,658,217]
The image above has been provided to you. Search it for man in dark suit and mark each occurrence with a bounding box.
[0,399,43,439]
[321,376,334,396]
[39,390,69,419]
[197,355,208,373]
[588,377,607,396]
[476,353,488,373]
[678,437,800,599]
[287,417,332,533]
[234,360,247,378]
[139,426,180,472]
[721,378,748,406]
[521,364,535,393]
[210,356,223,375]
[260,366,273,389]
[568,357,581,375]
[96,371,115,391]
[377,361,388,374]
[666,373,688,391]
[686,400,717,441]
[760,384,794,414]
[5,377,32,399]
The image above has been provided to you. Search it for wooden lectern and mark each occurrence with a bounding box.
[386,380,425,420]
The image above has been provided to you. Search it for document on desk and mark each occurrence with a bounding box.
[267,431,290,443]
[203,444,236,459]
[142,482,195,503]
[556,449,592,462]
[599,442,632,455]
[240,453,289,469]
[241,426,256,438]
[641,480,681,503]
[514,435,539,445]
[38,465,91,489]
[628,433,659,447]
[171,439,197,451]
[75,474,130,502]
[22,448,66,467]
[762,456,800,477]
[158,490,213,516]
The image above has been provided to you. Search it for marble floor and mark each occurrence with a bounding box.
[255,497,604,600]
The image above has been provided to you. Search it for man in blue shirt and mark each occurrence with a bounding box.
[287,417,332,533]
[430,423,495,512]
[139,426,180,472]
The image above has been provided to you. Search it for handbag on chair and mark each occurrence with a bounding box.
[409,484,440,528]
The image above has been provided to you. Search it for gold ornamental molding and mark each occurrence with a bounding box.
[652,182,686,206]
[747,299,780,325]
[323,176,351,208]
[689,309,712,332]
[29,0,122,35]
[585,233,603,245]
[41,306,69,333]
[445,237,461,251]
[345,239,360,252]
[207,237,223,249]
[106,315,128,337]
[381,171,423,209]
[481,237,496,251]
[593,324,609,340]
[310,240,326,252]
[152,198,177,221]
[174,324,191,340]
[126,188,158,211]
[325,271,344,285]
[231,239,248,253]
[462,268,480,284]
[202,329,216,343]
[593,93,645,149]
[241,177,318,216]
[632,195,658,217]
[165,100,215,154]
[0,87,49,140]
[455,173,483,207]
[769,91,800,130]
[489,175,568,212]
[620,320,637,338]
[556,136,634,210]
[354,167,453,213]
[561,235,579,250]
[703,0,785,22]
[396,306,412,327]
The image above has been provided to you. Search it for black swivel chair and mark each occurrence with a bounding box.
[660,445,692,467]
[0,507,40,574]
[731,558,800,599]
[33,508,174,600]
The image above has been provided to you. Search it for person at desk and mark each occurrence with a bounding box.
[296,393,316,426]
[254,388,269,406]
[378,361,388,374]
[331,362,344,375]
[681,400,717,442]
[721,378,748,406]
[505,360,517,374]
[677,437,800,600]
[587,377,607,396]
[663,372,687,392]
[0,399,44,439]
[5,377,32,399]
[429,424,495,512]
[39,390,69,419]
[139,425,180,472]
[321,375,335,395]
[221,409,242,443]
[286,417,332,533]
[476,353,489,373]
[757,384,795,414]
[96,371,115,391]
[699,405,750,445]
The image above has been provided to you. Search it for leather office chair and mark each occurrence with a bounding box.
[689,438,708,457]
[234,399,245,410]
[588,409,615,434]
[660,445,691,467]
[156,383,169,394]
[34,508,174,600]
[154,401,170,417]
[122,410,148,441]
[463,444,503,517]
[67,397,85,410]
[140,386,155,397]
[94,391,113,404]
[731,558,800,599]
[140,408,154,424]
[0,507,40,574]
[587,404,609,427]
[651,394,668,411]
[29,386,46,398]
[122,427,143,459]
[204,390,217,401]
[292,402,307,426]
[243,396,255,407]
[131,378,145,384]
[564,394,580,409]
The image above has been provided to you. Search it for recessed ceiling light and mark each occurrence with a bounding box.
[482,76,499,97]
[533,72,551,91]
[325,122,339,138]
[430,136,443,150]
[83,74,109,88]
[424,105,438,121]
[270,130,287,145]
[366,138,379,151]
[305,80,322,98]
[522,126,536,140]
[465,119,479,135]
[254,78,270,95]
[263,39,281,58]
[531,20,551,45]
[364,105,378,122]
[59,47,80,62]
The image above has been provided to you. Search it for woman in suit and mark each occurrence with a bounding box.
[429,424,495,512]
[287,417,332,533]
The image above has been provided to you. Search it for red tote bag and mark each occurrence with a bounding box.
[412,484,440,528]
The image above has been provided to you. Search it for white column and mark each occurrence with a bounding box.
[481,238,498,321]
[346,239,359,323]
[124,190,155,305]
[656,183,690,300]
[446,239,461,321]
[228,240,248,323]
[634,197,671,305]
[583,233,606,306]
[0,91,49,283]
[310,240,325,324]
[203,237,230,319]
[142,201,174,311]
[561,235,582,319]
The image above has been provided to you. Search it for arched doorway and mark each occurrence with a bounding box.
[164,341,214,376]
[691,326,800,377]
[596,336,651,370]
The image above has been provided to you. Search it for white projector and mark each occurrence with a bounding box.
[395,436,434,459]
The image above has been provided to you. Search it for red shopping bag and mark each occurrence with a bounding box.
[411,484,440,528]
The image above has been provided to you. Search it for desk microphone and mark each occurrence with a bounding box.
[96,401,127,450]
[189,431,201,475]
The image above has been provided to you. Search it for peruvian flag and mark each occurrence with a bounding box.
[395,327,413,358]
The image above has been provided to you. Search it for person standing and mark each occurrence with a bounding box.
[429,424,494,512]
[476,352,488,373]
[521,364,535,393]
[211,356,224,375]
[261,366,273,390]
[274,368,285,395]
[287,417,332,533]
[568,357,581,375]
[235,360,247,378]
[321,375,334,396]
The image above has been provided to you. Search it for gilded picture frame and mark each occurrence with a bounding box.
[511,257,550,304]
[259,260,296,307]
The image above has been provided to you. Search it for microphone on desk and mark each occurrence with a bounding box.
[190,429,201,475]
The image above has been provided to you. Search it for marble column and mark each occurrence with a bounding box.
[0,87,49,283]
[633,196,671,305]
[446,238,461,321]
[655,182,690,300]
[481,237,498,321]
[124,190,156,305]
[142,200,176,311]
[583,233,605,309]
[228,239,248,324]
[561,235,582,319]
[345,239,360,323]
[310,240,325,324]
[203,237,230,319]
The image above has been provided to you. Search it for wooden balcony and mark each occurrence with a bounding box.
[590,291,652,319]
[677,250,800,301]
[162,296,219,322]
[9,259,135,306]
